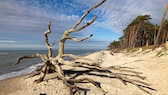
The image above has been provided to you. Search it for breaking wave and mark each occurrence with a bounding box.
[0,63,42,80]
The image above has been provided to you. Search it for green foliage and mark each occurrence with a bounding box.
[130,15,152,26]
[108,14,168,50]
[123,15,158,48]
[108,40,121,49]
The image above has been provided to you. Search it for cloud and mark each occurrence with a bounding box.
[0,0,82,49]
[76,0,168,33]
[0,40,18,43]
[0,0,168,50]
[0,0,80,33]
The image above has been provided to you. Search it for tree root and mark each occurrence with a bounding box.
[17,56,155,95]
[15,0,156,94]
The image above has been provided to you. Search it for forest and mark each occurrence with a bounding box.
[108,4,168,51]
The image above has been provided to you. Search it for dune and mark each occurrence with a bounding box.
[0,47,168,95]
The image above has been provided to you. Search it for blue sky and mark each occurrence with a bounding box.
[0,0,167,50]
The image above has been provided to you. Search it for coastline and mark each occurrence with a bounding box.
[0,49,100,80]
[0,48,168,95]
[0,73,30,95]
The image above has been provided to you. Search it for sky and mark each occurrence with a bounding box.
[0,0,168,50]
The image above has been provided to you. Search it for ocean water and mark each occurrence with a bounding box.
[0,49,100,80]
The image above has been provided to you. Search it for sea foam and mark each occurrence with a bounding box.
[0,63,42,80]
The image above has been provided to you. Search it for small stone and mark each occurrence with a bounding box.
[40,92,46,95]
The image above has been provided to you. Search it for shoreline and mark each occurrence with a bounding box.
[0,48,168,95]
[0,73,30,95]
[0,49,100,81]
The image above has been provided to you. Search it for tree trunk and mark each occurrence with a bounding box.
[153,3,168,49]
[131,21,142,48]
[166,30,168,41]
[162,28,166,43]
[14,0,155,94]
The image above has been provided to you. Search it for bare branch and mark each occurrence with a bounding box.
[68,77,106,93]
[34,64,48,83]
[14,0,155,95]
[44,21,51,46]
[44,21,53,57]
[76,15,97,32]
[15,53,47,65]
[72,0,106,29]
[68,34,93,42]
[57,0,106,58]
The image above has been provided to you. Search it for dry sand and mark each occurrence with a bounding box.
[0,47,168,95]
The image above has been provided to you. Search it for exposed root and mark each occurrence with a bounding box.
[23,59,155,95]
[15,0,155,95]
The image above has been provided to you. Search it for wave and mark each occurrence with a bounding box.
[0,53,8,55]
[0,63,43,80]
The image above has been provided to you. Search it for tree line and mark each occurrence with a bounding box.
[108,3,168,49]
[108,4,168,50]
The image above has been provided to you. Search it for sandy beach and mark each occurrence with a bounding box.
[0,47,168,95]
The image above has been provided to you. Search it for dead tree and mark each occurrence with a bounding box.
[15,0,155,95]
[153,3,168,49]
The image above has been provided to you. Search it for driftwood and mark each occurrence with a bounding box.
[15,0,155,95]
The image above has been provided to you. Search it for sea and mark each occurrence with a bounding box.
[0,49,100,80]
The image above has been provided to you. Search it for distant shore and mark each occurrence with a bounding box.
[0,48,168,95]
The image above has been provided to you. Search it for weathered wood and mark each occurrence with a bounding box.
[44,21,53,57]
[56,0,104,59]
[15,0,155,94]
